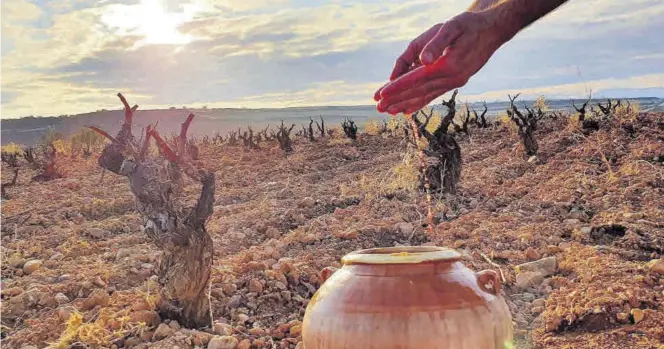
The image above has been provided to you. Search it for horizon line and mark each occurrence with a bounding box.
[2,96,661,121]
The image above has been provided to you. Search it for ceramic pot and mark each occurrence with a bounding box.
[302,246,513,349]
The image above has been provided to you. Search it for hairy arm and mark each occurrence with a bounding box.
[470,0,569,39]
[374,0,569,115]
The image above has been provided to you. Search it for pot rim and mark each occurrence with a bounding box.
[341,246,467,265]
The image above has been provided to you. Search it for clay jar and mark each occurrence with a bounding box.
[302,246,513,349]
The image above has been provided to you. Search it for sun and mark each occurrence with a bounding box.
[101,0,196,46]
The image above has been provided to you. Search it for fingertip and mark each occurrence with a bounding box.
[377,99,389,112]
[420,51,434,65]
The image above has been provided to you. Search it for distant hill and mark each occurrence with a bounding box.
[2,97,661,146]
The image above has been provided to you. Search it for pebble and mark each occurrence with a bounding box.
[563,219,581,225]
[516,257,557,277]
[49,252,64,261]
[568,210,589,222]
[617,312,629,322]
[55,293,70,305]
[213,322,233,336]
[247,261,268,271]
[521,293,535,302]
[394,222,414,235]
[169,320,181,330]
[580,226,592,234]
[532,298,546,308]
[57,306,74,322]
[228,295,242,308]
[230,232,247,241]
[129,310,161,327]
[238,339,251,349]
[248,279,263,293]
[515,271,545,290]
[82,289,109,310]
[130,299,151,311]
[623,212,644,219]
[58,274,71,282]
[531,306,544,314]
[299,197,316,208]
[22,260,42,275]
[16,226,42,235]
[153,323,175,340]
[248,328,265,336]
[631,308,644,323]
[3,287,23,297]
[116,248,132,261]
[524,247,541,260]
[236,313,249,324]
[86,228,108,239]
[275,281,287,290]
[208,335,238,349]
[546,245,562,254]
[125,337,142,347]
[290,324,302,337]
[190,330,214,346]
[93,276,106,287]
[648,259,664,275]
[38,292,57,307]
[265,227,281,239]
[513,313,529,328]
[139,330,154,341]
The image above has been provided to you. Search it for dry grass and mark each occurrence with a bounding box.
[363,118,384,136]
[1,142,23,154]
[2,112,663,349]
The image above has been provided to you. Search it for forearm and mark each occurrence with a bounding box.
[468,0,502,12]
[469,0,569,38]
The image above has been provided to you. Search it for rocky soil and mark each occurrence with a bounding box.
[1,112,663,349]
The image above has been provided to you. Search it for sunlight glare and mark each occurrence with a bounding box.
[101,0,198,46]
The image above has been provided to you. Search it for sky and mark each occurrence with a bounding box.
[1,0,663,119]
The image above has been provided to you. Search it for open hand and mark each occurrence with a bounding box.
[374,10,513,115]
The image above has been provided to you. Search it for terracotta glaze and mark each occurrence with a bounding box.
[302,246,513,349]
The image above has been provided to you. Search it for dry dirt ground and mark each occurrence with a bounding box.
[1,112,663,349]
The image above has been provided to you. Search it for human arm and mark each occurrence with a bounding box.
[374,0,569,115]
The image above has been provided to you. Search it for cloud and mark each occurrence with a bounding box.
[1,0,663,118]
[461,73,664,102]
[1,0,43,22]
[1,0,44,55]
[203,80,384,108]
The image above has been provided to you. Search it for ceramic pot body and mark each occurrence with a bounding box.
[302,246,513,349]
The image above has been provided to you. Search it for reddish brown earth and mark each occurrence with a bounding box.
[1,112,663,349]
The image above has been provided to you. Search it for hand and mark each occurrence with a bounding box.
[374,10,513,115]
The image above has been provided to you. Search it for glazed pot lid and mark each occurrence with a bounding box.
[341,246,468,265]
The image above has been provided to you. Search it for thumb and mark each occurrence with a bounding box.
[420,20,462,65]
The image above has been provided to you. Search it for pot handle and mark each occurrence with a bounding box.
[475,269,501,296]
[320,266,339,283]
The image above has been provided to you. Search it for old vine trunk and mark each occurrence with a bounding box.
[91,93,215,328]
